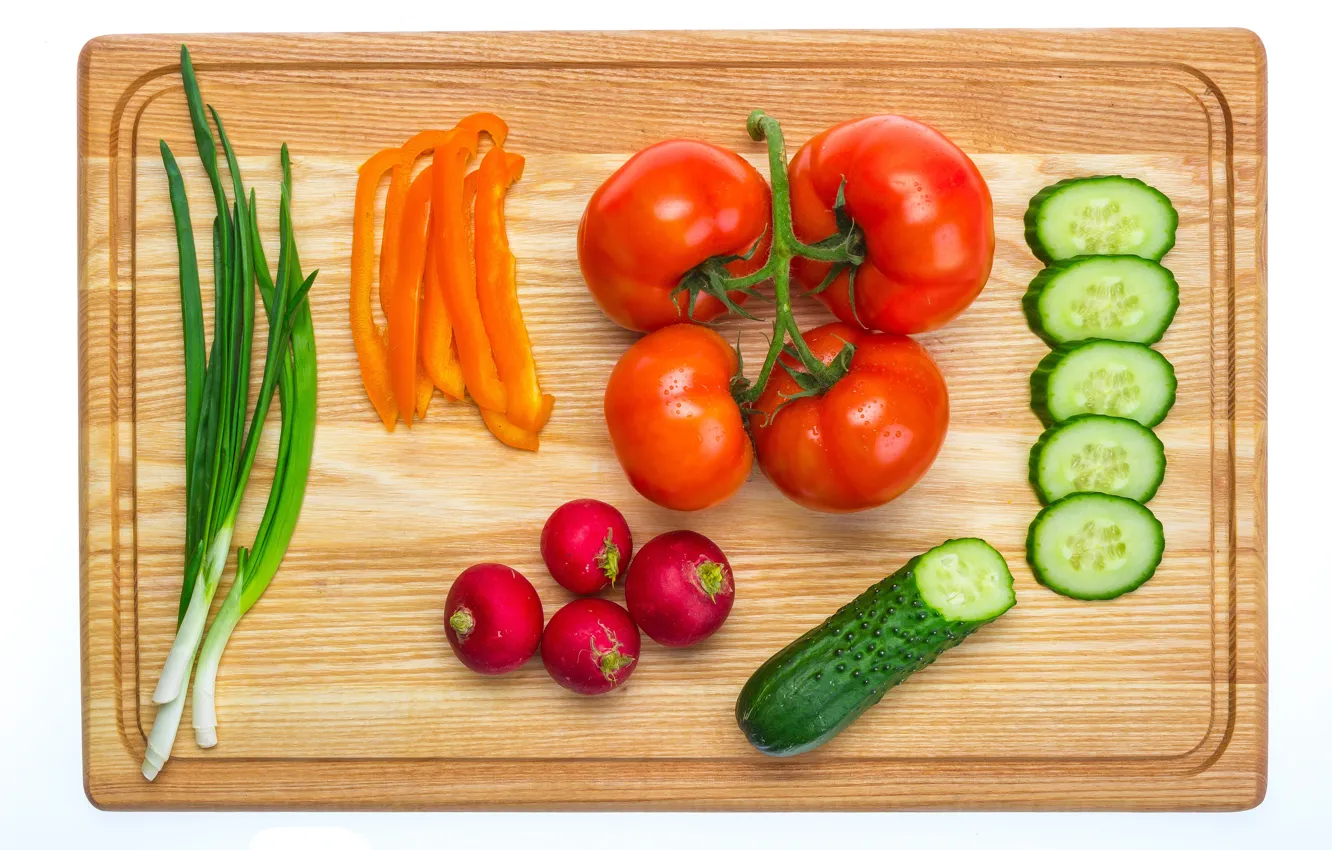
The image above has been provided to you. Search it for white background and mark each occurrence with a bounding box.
[2,1,1325,847]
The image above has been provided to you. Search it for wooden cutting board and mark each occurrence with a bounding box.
[78,30,1267,810]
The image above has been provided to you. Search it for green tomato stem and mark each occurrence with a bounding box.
[730,111,850,405]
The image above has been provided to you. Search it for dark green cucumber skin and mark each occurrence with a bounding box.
[1023,176,1179,265]
[735,542,1013,758]
[1030,340,1178,428]
[1028,414,1167,505]
[1021,256,1180,347]
[1025,493,1164,601]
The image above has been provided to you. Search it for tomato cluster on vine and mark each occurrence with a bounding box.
[579,111,993,513]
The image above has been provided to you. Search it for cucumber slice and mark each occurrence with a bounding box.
[735,538,1014,757]
[1030,414,1166,504]
[1025,176,1178,264]
[1026,493,1163,600]
[1031,339,1176,427]
[1023,255,1179,346]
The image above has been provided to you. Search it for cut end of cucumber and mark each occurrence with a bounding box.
[914,538,1016,623]
[1026,493,1164,600]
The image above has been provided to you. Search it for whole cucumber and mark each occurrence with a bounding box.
[735,538,1015,756]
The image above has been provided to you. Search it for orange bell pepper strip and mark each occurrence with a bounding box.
[381,159,431,421]
[415,374,433,419]
[478,394,556,452]
[433,141,508,413]
[420,239,466,400]
[420,172,477,401]
[381,116,508,421]
[386,164,438,422]
[475,148,549,431]
[529,393,556,431]
[351,147,402,430]
[379,115,507,320]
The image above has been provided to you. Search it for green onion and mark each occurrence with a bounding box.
[142,45,317,781]
[193,148,319,748]
[159,142,205,541]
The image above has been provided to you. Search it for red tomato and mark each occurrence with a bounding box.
[578,139,771,333]
[604,324,752,511]
[789,116,994,334]
[752,323,948,513]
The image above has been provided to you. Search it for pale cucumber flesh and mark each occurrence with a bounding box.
[1026,493,1164,600]
[1027,255,1179,345]
[1034,340,1176,427]
[1026,176,1178,264]
[1031,414,1166,504]
[914,538,1016,622]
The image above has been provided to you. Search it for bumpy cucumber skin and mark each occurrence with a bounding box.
[735,540,1014,757]
[1023,176,1179,265]
[1021,256,1180,346]
[1025,493,1164,601]
[1028,414,1167,505]
[1030,339,1178,428]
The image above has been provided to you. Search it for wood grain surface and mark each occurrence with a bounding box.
[78,29,1267,810]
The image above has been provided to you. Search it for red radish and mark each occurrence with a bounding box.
[625,530,734,647]
[444,563,544,675]
[541,598,640,694]
[540,499,633,595]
